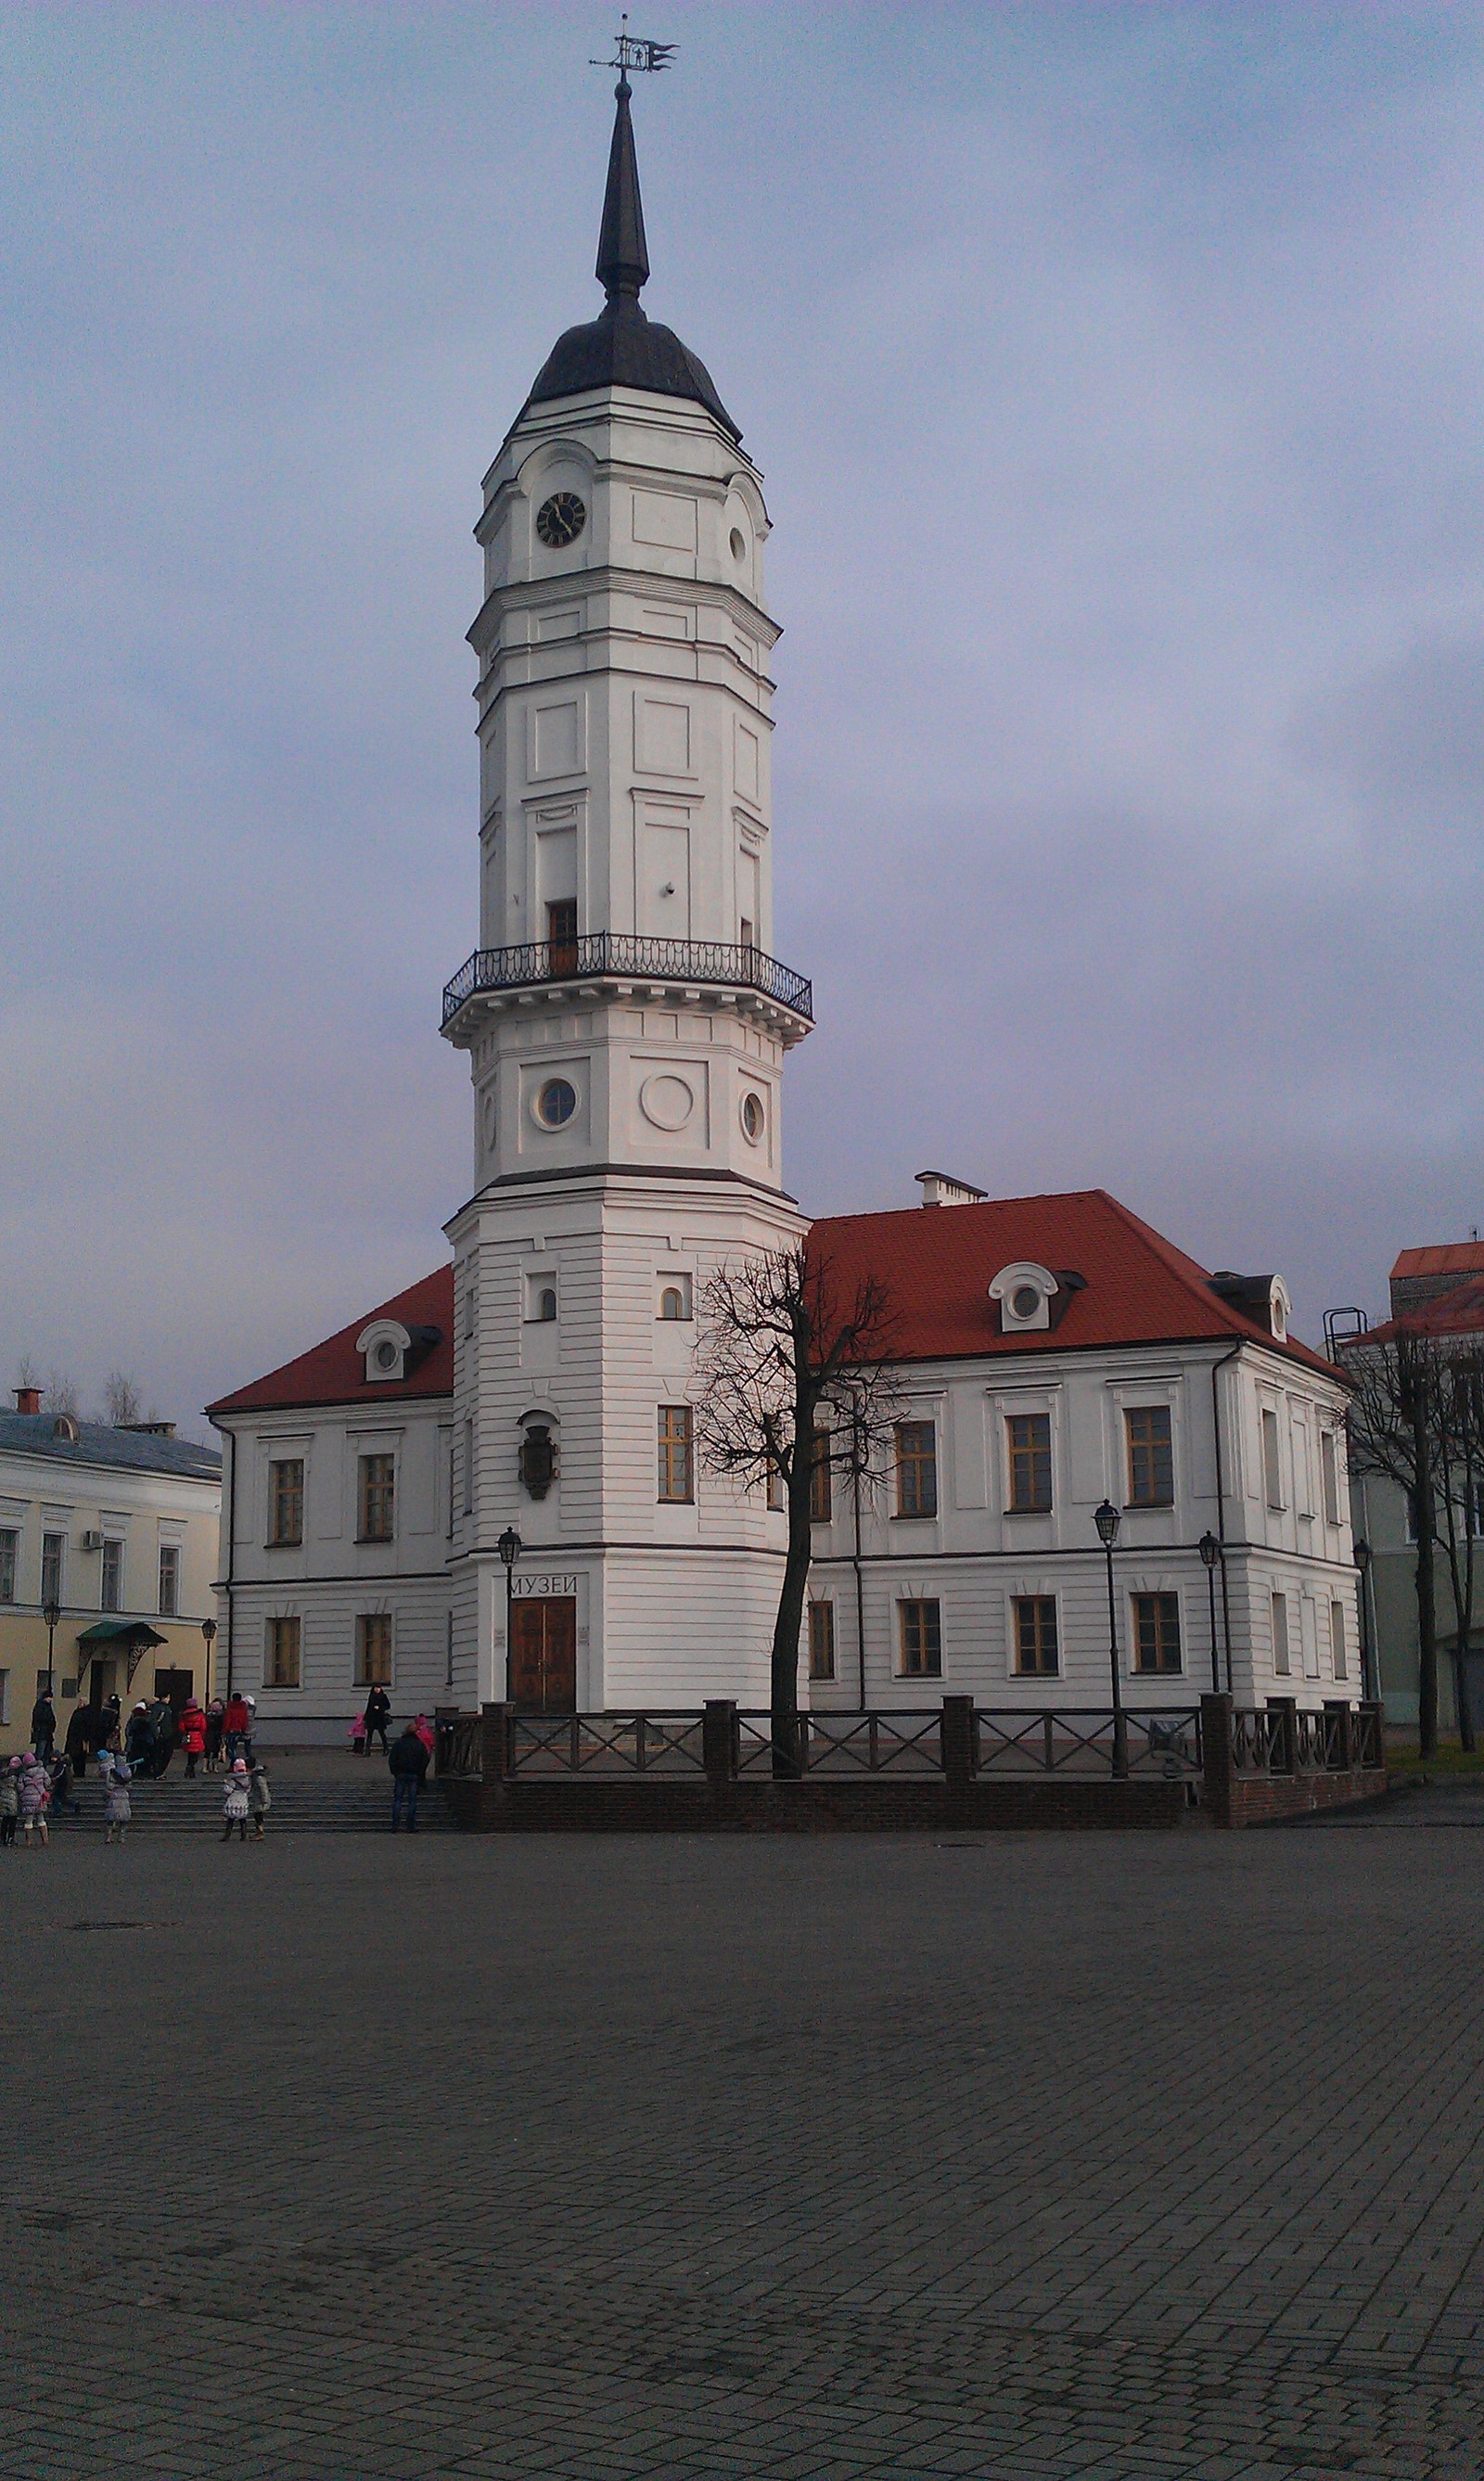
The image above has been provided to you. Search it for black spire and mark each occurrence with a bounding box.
[595,75,649,302]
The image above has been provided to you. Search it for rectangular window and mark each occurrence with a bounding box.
[267,1615,301,1689]
[100,1537,124,1613]
[895,1421,938,1518]
[809,1425,833,1524]
[465,1285,477,1343]
[462,1419,474,1517]
[1132,1592,1182,1674]
[1125,1406,1173,1508]
[41,1531,64,1609]
[1260,1408,1283,1509]
[0,1669,7,1725]
[897,1599,942,1678]
[1320,1430,1340,1527]
[765,1456,785,1511]
[356,1612,391,1686]
[268,1458,304,1547]
[358,1452,396,1543]
[0,1528,16,1604]
[658,1405,694,1503]
[1329,1599,1348,1682]
[158,1544,180,1618]
[547,898,578,972]
[1272,1592,1291,1677]
[1012,1594,1059,1677]
[808,1601,836,1682]
[1006,1413,1053,1514]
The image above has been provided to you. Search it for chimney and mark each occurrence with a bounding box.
[14,1386,42,1416]
[915,1170,988,1210]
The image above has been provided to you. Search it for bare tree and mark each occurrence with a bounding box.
[43,1367,81,1424]
[1347,1328,1441,1755]
[103,1370,143,1426]
[1434,1347,1484,1755]
[693,1242,902,1774]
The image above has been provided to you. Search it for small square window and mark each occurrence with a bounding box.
[657,1274,693,1322]
[525,1277,558,1324]
[808,1602,836,1682]
[898,1599,941,1678]
[1012,1595,1059,1677]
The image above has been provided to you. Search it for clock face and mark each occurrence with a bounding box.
[535,490,586,549]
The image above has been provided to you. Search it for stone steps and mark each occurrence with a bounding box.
[52,1775,456,1834]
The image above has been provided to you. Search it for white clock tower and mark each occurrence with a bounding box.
[441,71,812,1712]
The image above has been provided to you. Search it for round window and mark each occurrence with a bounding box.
[740,1092,765,1143]
[536,1078,578,1129]
[374,1338,399,1370]
[729,526,747,562]
[1010,1285,1042,1321]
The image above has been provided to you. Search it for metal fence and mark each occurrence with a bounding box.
[441,933,813,1029]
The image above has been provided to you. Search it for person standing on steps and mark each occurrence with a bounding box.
[222,1692,250,1766]
[64,1698,92,1777]
[0,1758,19,1847]
[178,1697,207,1778]
[364,1683,392,1755]
[221,1758,250,1843]
[204,1695,225,1771]
[18,1751,50,1847]
[30,1689,57,1766]
[249,1758,271,1840]
[389,1723,429,1833]
[103,1752,132,1845]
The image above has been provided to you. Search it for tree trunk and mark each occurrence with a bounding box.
[1411,1377,1439,1758]
[770,1462,813,1781]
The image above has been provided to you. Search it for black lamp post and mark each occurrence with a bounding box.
[1354,1538,1375,1703]
[1197,1532,1224,1694]
[42,1595,60,1696]
[1094,1501,1128,1780]
[497,1526,522,1702]
[200,1615,217,1705]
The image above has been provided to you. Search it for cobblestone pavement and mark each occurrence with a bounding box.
[4,1804,1484,2479]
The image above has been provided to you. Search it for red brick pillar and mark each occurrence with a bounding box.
[703,1699,738,1796]
[940,1695,979,1794]
[1201,1693,1235,1828]
[480,1700,514,1783]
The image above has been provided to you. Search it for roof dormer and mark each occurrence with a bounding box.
[989,1262,1059,1334]
[1209,1272,1290,1341]
[356,1319,443,1386]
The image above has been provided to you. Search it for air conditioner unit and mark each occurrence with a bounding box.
[80,1530,104,1553]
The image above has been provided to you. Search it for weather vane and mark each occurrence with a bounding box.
[591,14,675,78]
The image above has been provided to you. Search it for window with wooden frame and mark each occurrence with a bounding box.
[1329,1599,1348,1681]
[1006,1413,1053,1514]
[1124,1406,1173,1507]
[100,1537,124,1614]
[809,1424,833,1524]
[1132,1592,1182,1674]
[1260,1409,1283,1509]
[658,1405,694,1503]
[1320,1430,1340,1527]
[1012,1595,1059,1676]
[267,1615,301,1688]
[808,1601,836,1682]
[894,1421,938,1518]
[547,898,578,971]
[897,1598,942,1677]
[355,1612,391,1685]
[1271,1592,1291,1676]
[357,1452,395,1543]
[157,1544,180,1618]
[41,1531,63,1609]
[268,1458,304,1547]
[0,1528,16,1605]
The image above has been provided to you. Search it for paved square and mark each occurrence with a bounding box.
[4,1804,1483,2478]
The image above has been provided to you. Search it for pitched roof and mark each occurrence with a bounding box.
[805,1189,1340,1376]
[0,1415,221,1481]
[1362,1277,1484,1349]
[1391,1243,1484,1282]
[207,1269,454,1420]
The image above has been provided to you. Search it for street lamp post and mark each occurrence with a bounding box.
[42,1595,60,1696]
[1094,1501,1128,1780]
[1354,1538,1375,1704]
[201,1616,217,1707]
[497,1527,522,1703]
[1197,1532,1224,1694]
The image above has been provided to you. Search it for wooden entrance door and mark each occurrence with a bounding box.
[510,1597,577,1713]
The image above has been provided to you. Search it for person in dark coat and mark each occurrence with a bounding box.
[147,1696,175,1778]
[123,1703,153,1769]
[30,1690,57,1765]
[64,1702,92,1775]
[388,1725,429,1832]
[101,1693,122,1749]
[364,1684,392,1755]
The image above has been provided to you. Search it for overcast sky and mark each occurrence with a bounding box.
[3,2,1482,1436]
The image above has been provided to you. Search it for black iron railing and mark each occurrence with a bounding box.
[441,935,813,1029]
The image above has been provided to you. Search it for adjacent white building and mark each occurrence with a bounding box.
[209,79,1360,1733]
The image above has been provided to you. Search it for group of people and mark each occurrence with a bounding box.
[5,1686,438,1841]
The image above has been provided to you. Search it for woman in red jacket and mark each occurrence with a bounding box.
[178,1698,208,1779]
[222,1692,252,1764]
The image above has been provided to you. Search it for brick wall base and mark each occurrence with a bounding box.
[1220,1766,1389,1827]
[438,1776,1190,1834]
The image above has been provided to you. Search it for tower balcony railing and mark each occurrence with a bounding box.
[441,934,813,1030]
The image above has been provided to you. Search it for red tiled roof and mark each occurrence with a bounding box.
[805,1190,1340,1376]
[1362,1277,1484,1349]
[207,1268,454,1418]
[1390,1243,1484,1282]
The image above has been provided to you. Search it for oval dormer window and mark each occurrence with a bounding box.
[373,1339,400,1373]
[1010,1284,1042,1322]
